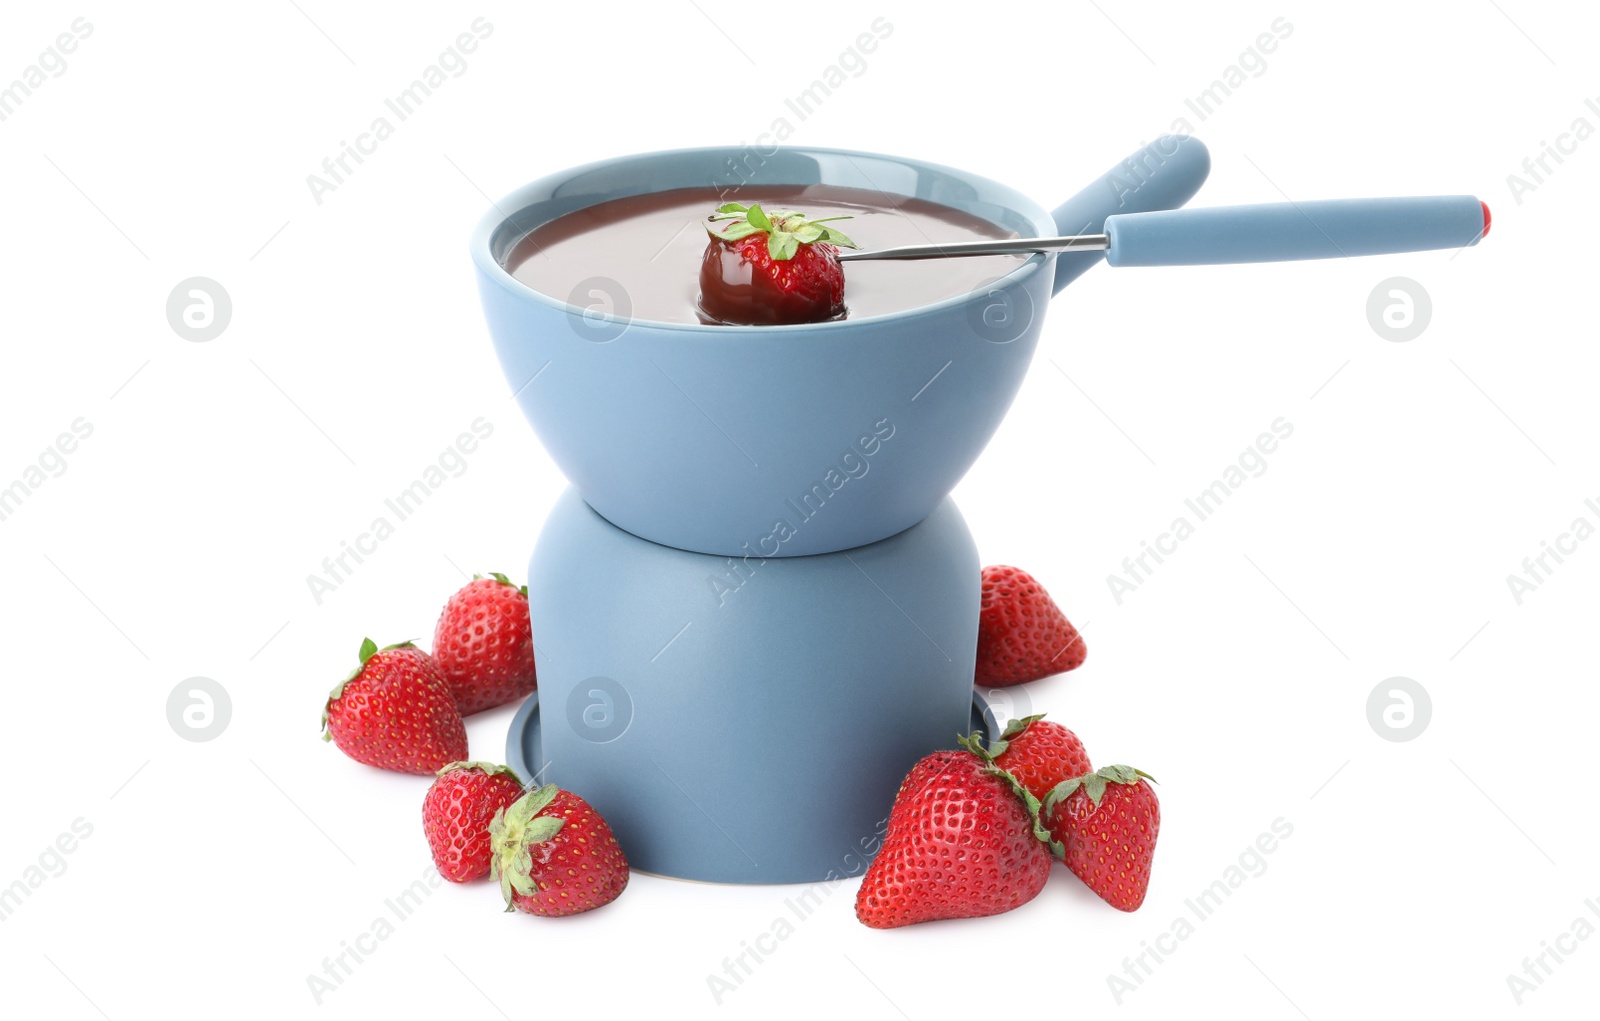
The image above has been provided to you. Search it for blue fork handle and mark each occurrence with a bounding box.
[1048,133,1211,293]
[1104,196,1490,266]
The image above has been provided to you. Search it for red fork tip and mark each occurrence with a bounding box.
[1480,199,1491,239]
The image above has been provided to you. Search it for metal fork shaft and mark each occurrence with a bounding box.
[835,234,1111,262]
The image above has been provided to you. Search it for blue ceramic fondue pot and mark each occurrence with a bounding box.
[473,138,1211,556]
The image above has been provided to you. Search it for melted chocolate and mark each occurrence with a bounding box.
[505,185,1024,325]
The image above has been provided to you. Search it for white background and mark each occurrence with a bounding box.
[2,1,1597,1016]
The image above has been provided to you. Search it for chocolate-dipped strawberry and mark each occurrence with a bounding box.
[698,202,858,325]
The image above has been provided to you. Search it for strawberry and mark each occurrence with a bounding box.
[1044,765,1160,912]
[321,639,467,775]
[423,761,525,883]
[699,202,858,325]
[432,572,537,715]
[990,714,1092,802]
[489,784,629,917]
[855,736,1054,929]
[976,565,1086,687]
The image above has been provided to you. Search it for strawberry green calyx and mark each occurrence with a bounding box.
[1043,765,1158,816]
[955,731,1062,858]
[704,202,859,261]
[321,638,419,741]
[474,572,528,597]
[437,760,523,782]
[489,784,567,911]
[985,712,1047,759]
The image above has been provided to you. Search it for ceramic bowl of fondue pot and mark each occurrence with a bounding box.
[472,137,1211,556]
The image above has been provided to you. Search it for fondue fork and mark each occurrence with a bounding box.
[837,196,1489,265]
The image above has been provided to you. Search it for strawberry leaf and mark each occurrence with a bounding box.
[820,226,858,248]
[489,785,567,910]
[515,783,560,818]
[1083,774,1108,807]
[998,713,1047,743]
[436,761,523,782]
[1100,764,1158,786]
[1042,777,1082,816]
[706,220,761,243]
[1099,764,1141,784]
[953,730,991,761]
[325,638,391,738]
[769,232,799,261]
[1042,765,1153,818]
[701,202,856,260]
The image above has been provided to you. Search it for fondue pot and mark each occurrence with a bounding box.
[474,137,1483,557]
[473,137,1211,557]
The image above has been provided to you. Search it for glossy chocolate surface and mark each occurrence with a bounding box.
[505,185,1024,325]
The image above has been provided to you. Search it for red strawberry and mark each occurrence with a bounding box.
[1044,765,1160,912]
[321,639,467,775]
[990,714,1092,802]
[976,565,1086,687]
[855,737,1053,929]
[433,572,537,715]
[698,202,858,325]
[423,761,525,883]
[489,784,629,917]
